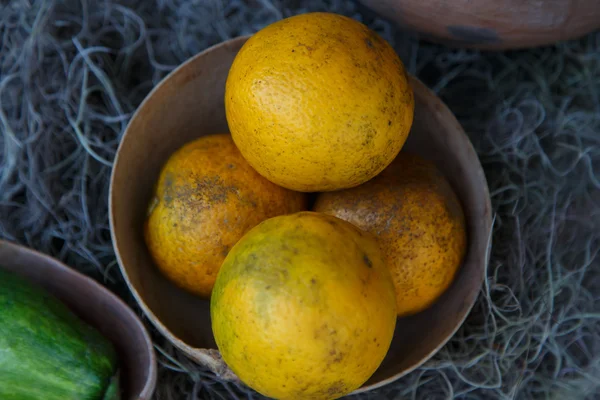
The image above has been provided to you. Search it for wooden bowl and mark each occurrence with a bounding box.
[359,0,600,49]
[0,240,157,400]
[109,36,492,392]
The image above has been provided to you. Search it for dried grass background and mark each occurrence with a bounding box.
[1,0,599,399]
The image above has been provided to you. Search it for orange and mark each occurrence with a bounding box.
[144,134,306,298]
[225,12,414,192]
[211,212,396,399]
[313,152,467,316]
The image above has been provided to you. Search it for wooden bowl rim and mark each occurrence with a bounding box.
[358,0,600,50]
[108,37,247,376]
[0,239,158,400]
[109,35,492,393]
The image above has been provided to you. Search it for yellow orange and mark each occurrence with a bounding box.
[211,212,396,399]
[144,134,306,298]
[225,12,414,192]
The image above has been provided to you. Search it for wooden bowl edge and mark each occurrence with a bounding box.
[0,239,158,400]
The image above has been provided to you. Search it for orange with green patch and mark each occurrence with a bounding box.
[211,212,397,399]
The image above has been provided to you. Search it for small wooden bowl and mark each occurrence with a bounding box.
[0,240,157,400]
[359,0,600,50]
[109,36,492,392]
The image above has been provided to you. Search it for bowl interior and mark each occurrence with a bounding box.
[110,36,491,391]
[0,240,156,400]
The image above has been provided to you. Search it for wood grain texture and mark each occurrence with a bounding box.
[109,36,492,392]
[359,0,600,49]
[0,240,156,400]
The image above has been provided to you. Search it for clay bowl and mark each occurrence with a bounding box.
[0,240,156,400]
[359,0,600,49]
[109,35,492,392]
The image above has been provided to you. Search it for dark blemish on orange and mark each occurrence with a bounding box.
[326,381,347,397]
[311,278,317,284]
[299,383,311,393]
[365,38,374,48]
[227,163,235,169]
[178,176,236,205]
[363,254,373,268]
[388,120,392,126]
[329,349,344,363]
[221,245,230,257]
[297,42,314,52]
[363,130,375,146]
[314,323,330,339]
[164,172,174,188]
[360,276,368,287]
[163,172,175,205]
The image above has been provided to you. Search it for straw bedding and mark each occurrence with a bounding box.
[1,1,599,399]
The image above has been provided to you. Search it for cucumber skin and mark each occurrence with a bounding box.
[0,269,119,400]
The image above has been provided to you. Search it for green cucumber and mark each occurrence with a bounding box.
[0,268,120,400]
